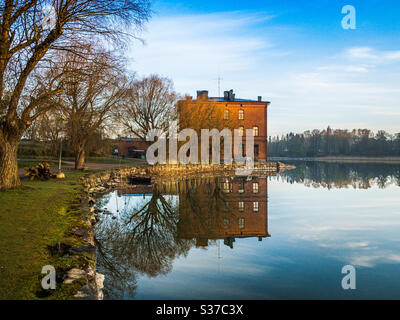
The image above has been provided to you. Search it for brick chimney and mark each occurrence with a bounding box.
[258,96,262,102]
[197,90,209,101]
[224,89,235,101]
[224,91,229,101]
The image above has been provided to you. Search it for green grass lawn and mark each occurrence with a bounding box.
[0,171,91,300]
[18,161,40,169]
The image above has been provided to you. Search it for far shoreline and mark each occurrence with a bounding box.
[269,156,400,164]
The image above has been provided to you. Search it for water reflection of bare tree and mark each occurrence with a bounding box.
[95,193,133,299]
[95,225,138,300]
[95,185,195,298]
[122,186,194,277]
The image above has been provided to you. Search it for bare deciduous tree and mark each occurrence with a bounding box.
[57,47,128,169]
[0,0,150,190]
[118,74,177,140]
[26,110,66,156]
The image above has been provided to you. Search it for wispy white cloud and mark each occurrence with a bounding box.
[347,47,378,60]
[317,65,369,73]
[127,12,276,95]
[347,253,400,268]
[346,46,400,63]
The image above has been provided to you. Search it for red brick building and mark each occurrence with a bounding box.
[119,89,270,161]
[179,89,270,161]
[117,138,149,159]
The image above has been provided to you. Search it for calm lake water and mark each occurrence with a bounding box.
[95,161,400,300]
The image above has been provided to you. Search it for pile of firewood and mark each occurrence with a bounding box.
[24,162,53,181]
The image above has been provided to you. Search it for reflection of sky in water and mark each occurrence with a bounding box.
[97,165,400,300]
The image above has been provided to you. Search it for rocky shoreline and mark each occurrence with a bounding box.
[59,191,105,300]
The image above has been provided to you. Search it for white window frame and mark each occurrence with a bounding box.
[253,182,259,194]
[253,202,259,212]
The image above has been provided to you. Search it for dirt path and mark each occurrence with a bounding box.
[18,159,147,178]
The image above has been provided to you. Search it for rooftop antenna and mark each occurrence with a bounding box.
[213,75,223,98]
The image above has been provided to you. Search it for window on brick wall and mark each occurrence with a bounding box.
[238,201,244,211]
[224,109,229,120]
[224,219,230,229]
[224,201,229,211]
[239,110,244,120]
[238,126,244,137]
[253,202,259,212]
[239,218,245,229]
[253,126,259,137]
[238,180,245,193]
[253,182,259,194]
[223,181,233,193]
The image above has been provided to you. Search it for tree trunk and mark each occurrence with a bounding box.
[0,139,21,191]
[75,146,86,170]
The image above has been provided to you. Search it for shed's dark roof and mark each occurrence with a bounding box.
[119,137,146,142]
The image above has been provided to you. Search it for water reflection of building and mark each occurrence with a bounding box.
[171,177,270,249]
[117,176,271,249]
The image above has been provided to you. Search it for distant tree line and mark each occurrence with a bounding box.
[268,127,400,157]
[276,161,400,189]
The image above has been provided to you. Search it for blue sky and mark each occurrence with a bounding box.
[127,0,400,136]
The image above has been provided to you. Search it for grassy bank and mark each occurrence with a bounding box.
[0,171,91,300]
